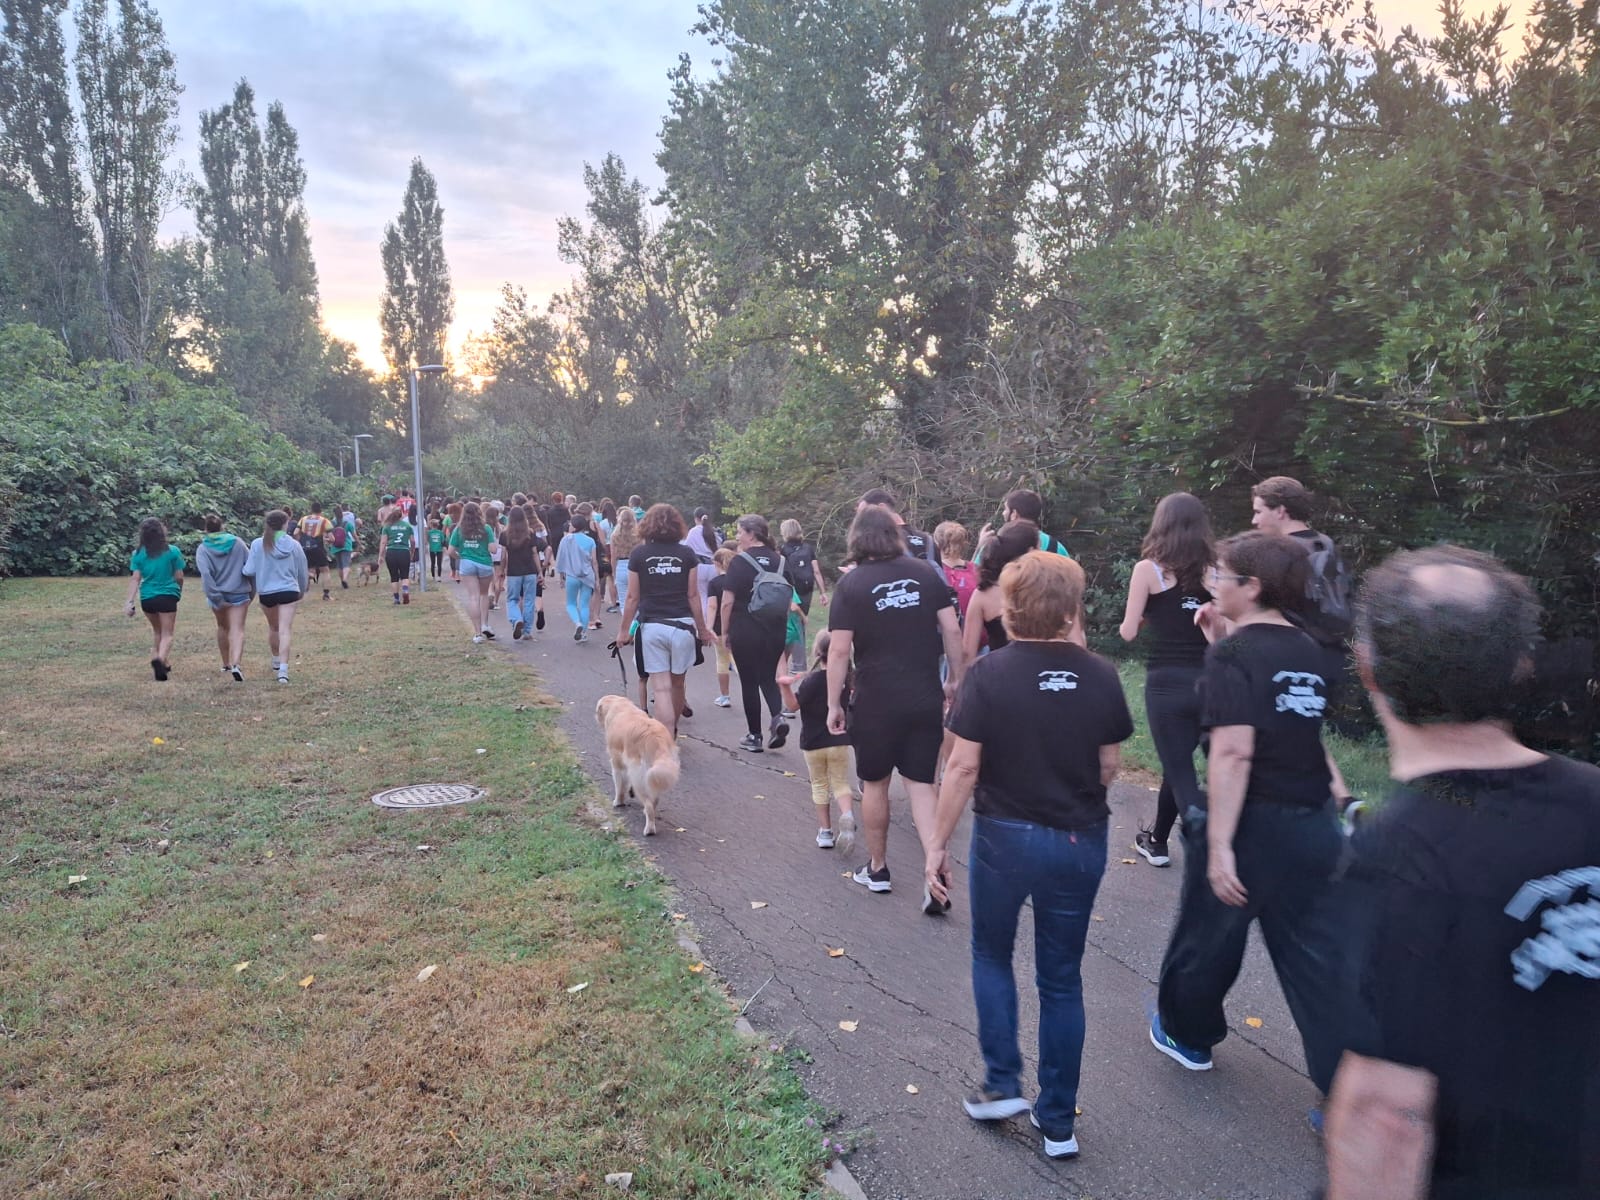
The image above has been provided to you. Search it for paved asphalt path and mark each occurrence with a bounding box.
[451,585,1328,1199]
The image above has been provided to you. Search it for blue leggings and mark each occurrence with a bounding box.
[565,577,594,630]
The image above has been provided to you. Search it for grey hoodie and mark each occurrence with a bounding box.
[196,532,251,603]
[243,530,309,597]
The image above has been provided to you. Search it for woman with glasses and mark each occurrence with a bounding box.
[1118,493,1214,867]
[1148,531,1349,1095]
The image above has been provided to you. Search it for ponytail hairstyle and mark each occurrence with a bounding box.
[736,514,774,550]
[138,517,168,556]
[698,509,718,546]
[263,509,288,550]
[812,629,852,694]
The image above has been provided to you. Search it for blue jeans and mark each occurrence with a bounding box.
[970,814,1106,1137]
[614,560,630,607]
[505,574,539,627]
[565,577,594,631]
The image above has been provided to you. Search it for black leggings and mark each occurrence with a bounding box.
[1144,665,1204,842]
[429,550,442,577]
[729,626,786,736]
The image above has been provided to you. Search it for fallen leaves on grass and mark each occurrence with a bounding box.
[66,874,87,885]
[417,965,439,983]
[312,933,327,943]
[688,963,706,974]
[838,1020,858,1033]
[565,981,588,994]
[604,1172,634,1190]
[298,975,315,989]
[151,737,165,745]
[233,961,251,973]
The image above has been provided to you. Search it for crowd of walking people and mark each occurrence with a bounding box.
[125,474,1597,1197]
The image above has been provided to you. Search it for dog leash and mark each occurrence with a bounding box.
[606,639,629,686]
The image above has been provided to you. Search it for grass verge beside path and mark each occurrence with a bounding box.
[0,578,824,1199]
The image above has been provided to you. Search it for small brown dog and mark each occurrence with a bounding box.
[595,695,679,836]
[356,559,381,586]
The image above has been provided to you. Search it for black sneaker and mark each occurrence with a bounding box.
[229,665,243,682]
[512,619,525,640]
[922,883,952,916]
[738,733,764,753]
[851,863,891,893]
[680,705,693,719]
[573,626,583,642]
[536,611,545,630]
[481,628,495,640]
[1029,1111,1079,1159]
[1135,829,1171,867]
[767,716,790,749]
[963,1091,1031,1121]
[151,657,167,682]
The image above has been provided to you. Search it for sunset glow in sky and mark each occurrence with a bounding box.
[153,1,1535,373]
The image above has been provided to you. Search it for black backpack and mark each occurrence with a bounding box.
[1301,533,1354,644]
[781,541,816,591]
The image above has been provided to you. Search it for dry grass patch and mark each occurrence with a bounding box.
[0,578,824,1198]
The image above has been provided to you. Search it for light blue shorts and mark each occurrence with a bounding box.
[460,559,494,578]
[208,591,251,611]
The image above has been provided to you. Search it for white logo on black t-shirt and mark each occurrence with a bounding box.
[1038,671,1079,692]
[1181,595,1203,611]
[1505,866,1600,991]
[646,555,684,576]
[872,579,921,611]
[1271,670,1326,717]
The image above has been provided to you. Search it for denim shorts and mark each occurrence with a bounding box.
[459,559,493,578]
[208,591,251,611]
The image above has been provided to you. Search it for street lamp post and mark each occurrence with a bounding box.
[352,433,373,476]
[408,364,447,594]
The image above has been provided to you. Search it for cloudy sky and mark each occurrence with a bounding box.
[152,0,1528,371]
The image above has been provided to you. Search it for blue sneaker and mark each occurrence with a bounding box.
[1149,1014,1213,1071]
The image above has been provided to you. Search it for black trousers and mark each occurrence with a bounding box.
[1144,665,1204,842]
[729,625,785,736]
[1157,802,1349,1093]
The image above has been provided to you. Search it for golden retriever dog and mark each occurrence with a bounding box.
[595,695,680,836]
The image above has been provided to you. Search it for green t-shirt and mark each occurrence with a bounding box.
[130,545,185,601]
[449,527,496,566]
[427,528,444,552]
[383,522,414,552]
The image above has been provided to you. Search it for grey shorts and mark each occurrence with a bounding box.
[641,622,696,676]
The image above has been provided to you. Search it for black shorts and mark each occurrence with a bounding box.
[384,548,411,583]
[305,544,329,569]
[848,702,943,784]
[258,590,302,608]
[140,594,179,615]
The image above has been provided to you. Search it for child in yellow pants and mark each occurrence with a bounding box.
[795,631,856,851]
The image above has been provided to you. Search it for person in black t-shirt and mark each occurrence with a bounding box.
[796,630,857,852]
[1323,546,1600,1200]
[705,548,736,708]
[617,504,711,740]
[856,487,943,568]
[544,490,570,575]
[1152,531,1349,1092]
[827,505,964,898]
[778,519,829,672]
[926,550,1131,1160]
[723,515,793,753]
[1119,493,1214,867]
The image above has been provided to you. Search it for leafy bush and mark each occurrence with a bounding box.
[0,324,347,576]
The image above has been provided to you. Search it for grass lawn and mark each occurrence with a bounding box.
[0,577,825,1199]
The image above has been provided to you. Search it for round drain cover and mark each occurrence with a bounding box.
[371,783,486,810]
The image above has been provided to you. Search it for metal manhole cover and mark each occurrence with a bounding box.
[371,783,486,810]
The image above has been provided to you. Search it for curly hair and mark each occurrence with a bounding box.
[638,503,687,544]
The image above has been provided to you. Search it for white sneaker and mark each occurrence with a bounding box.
[835,811,857,855]
[714,694,732,708]
[472,634,485,644]
[816,828,836,849]
[1030,1112,1079,1159]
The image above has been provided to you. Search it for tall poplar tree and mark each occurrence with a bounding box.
[379,157,453,440]
[73,0,182,366]
[0,0,98,354]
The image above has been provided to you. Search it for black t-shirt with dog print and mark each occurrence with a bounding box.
[946,641,1132,830]
[629,541,698,623]
[1200,622,1332,808]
